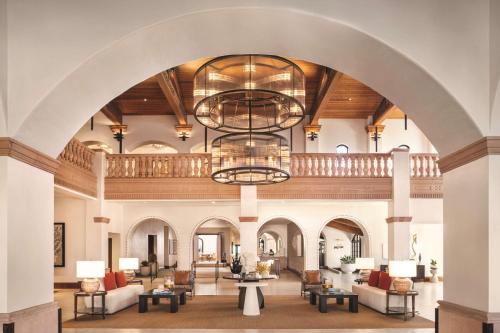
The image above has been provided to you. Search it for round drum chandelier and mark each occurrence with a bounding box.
[193,54,304,185]
[193,55,305,133]
[211,132,290,185]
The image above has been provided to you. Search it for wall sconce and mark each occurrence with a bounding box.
[304,124,321,142]
[175,124,193,141]
[366,124,385,152]
[109,125,128,154]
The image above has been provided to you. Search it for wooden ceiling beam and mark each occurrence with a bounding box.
[100,102,122,125]
[326,221,363,235]
[309,68,343,125]
[156,68,188,126]
[372,98,398,125]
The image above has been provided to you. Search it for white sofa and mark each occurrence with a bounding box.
[84,284,144,314]
[352,284,406,314]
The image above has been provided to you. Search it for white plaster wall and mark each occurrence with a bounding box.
[410,223,443,277]
[54,196,86,282]
[382,119,436,153]
[1,158,54,312]
[0,0,6,136]
[7,1,487,157]
[319,119,368,153]
[321,227,352,268]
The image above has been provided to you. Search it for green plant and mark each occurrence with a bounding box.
[340,255,355,264]
[430,259,438,266]
[141,260,149,267]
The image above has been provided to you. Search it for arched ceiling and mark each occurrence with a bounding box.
[326,218,363,236]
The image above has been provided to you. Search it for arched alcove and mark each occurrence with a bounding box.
[130,140,178,154]
[126,217,178,268]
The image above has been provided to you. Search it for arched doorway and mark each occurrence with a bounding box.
[319,218,369,271]
[259,218,305,276]
[126,217,178,270]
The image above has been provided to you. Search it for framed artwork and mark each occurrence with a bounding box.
[54,223,65,267]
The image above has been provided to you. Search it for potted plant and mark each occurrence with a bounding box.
[430,259,438,283]
[340,255,356,273]
[230,257,242,275]
[140,260,151,276]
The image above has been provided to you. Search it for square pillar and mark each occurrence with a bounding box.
[387,148,411,260]
[0,156,58,332]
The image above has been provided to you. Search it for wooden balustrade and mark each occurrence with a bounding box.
[290,153,392,177]
[55,139,97,197]
[106,154,211,178]
[58,138,95,171]
[410,154,440,178]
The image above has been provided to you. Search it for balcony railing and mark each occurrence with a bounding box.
[55,139,97,197]
[103,152,442,200]
[105,153,396,178]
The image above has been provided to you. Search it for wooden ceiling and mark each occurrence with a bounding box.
[326,218,364,236]
[105,57,404,122]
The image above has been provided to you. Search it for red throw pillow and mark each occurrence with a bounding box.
[115,271,127,288]
[368,270,380,287]
[103,272,117,291]
[378,271,392,290]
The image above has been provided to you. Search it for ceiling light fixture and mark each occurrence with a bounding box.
[193,54,305,133]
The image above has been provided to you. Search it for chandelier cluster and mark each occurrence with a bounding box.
[193,55,305,185]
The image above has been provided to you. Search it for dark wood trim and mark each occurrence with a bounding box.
[0,137,60,174]
[3,323,14,333]
[156,69,188,125]
[373,98,397,125]
[435,307,439,333]
[54,282,80,289]
[483,322,494,333]
[309,69,342,125]
[101,102,123,125]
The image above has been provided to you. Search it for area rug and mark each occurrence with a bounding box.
[64,295,433,329]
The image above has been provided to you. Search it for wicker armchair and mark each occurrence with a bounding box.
[301,270,324,298]
[174,270,195,298]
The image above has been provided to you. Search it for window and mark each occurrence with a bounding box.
[351,234,362,258]
[336,144,349,154]
[399,144,410,150]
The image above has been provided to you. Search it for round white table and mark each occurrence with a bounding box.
[235,282,268,316]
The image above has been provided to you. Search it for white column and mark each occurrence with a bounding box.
[0,157,58,331]
[387,148,411,260]
[239,186,259,262]
[439,155,500,332]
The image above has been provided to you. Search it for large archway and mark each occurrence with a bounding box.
[14,7,481,158]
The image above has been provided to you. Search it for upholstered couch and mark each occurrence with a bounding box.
[352,271,406,314]
[84,272,144,314]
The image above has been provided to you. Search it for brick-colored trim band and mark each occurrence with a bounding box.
[438,300,500,324]
[93,217,110,224]
[239,216,258,222]
[438,136,500,173]
[0,137,60,174]
[386,216,412,223]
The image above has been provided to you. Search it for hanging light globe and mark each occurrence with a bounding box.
[193,54,305,133]
[211,132,290,185]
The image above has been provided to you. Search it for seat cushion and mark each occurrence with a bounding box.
[84,284,144,314]
[115,271,127,288]
[378,271,392,290]
[103,272,117,291]
[175,271,190,285]
[305,271,321,284]
[368,270,380,287]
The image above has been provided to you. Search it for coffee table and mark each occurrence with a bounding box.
[309,288,358,313]
[138,288,186,313]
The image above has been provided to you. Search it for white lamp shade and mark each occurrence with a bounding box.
[119,257,139,270]
[389,260,417,278]
[76,261,105,278]
[355,257,375,270]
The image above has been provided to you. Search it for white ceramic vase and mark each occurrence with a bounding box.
[341,263,356,274]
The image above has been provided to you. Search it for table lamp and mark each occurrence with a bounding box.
[76,261,105,293]
[389,260,416,292]
[355,257,375,281]
[119,257,139,281]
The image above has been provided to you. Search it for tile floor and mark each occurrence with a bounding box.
[59,267,441,333]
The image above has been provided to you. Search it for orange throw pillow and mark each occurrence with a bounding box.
[368,270,380,287]
[175,271,190,285]
[305,271,321,284]
[378,271,392,290]
[115,271,127,288]
[103,272,117,291]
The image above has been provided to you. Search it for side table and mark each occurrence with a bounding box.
[74,291,106,320]
[386,289,418,321]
